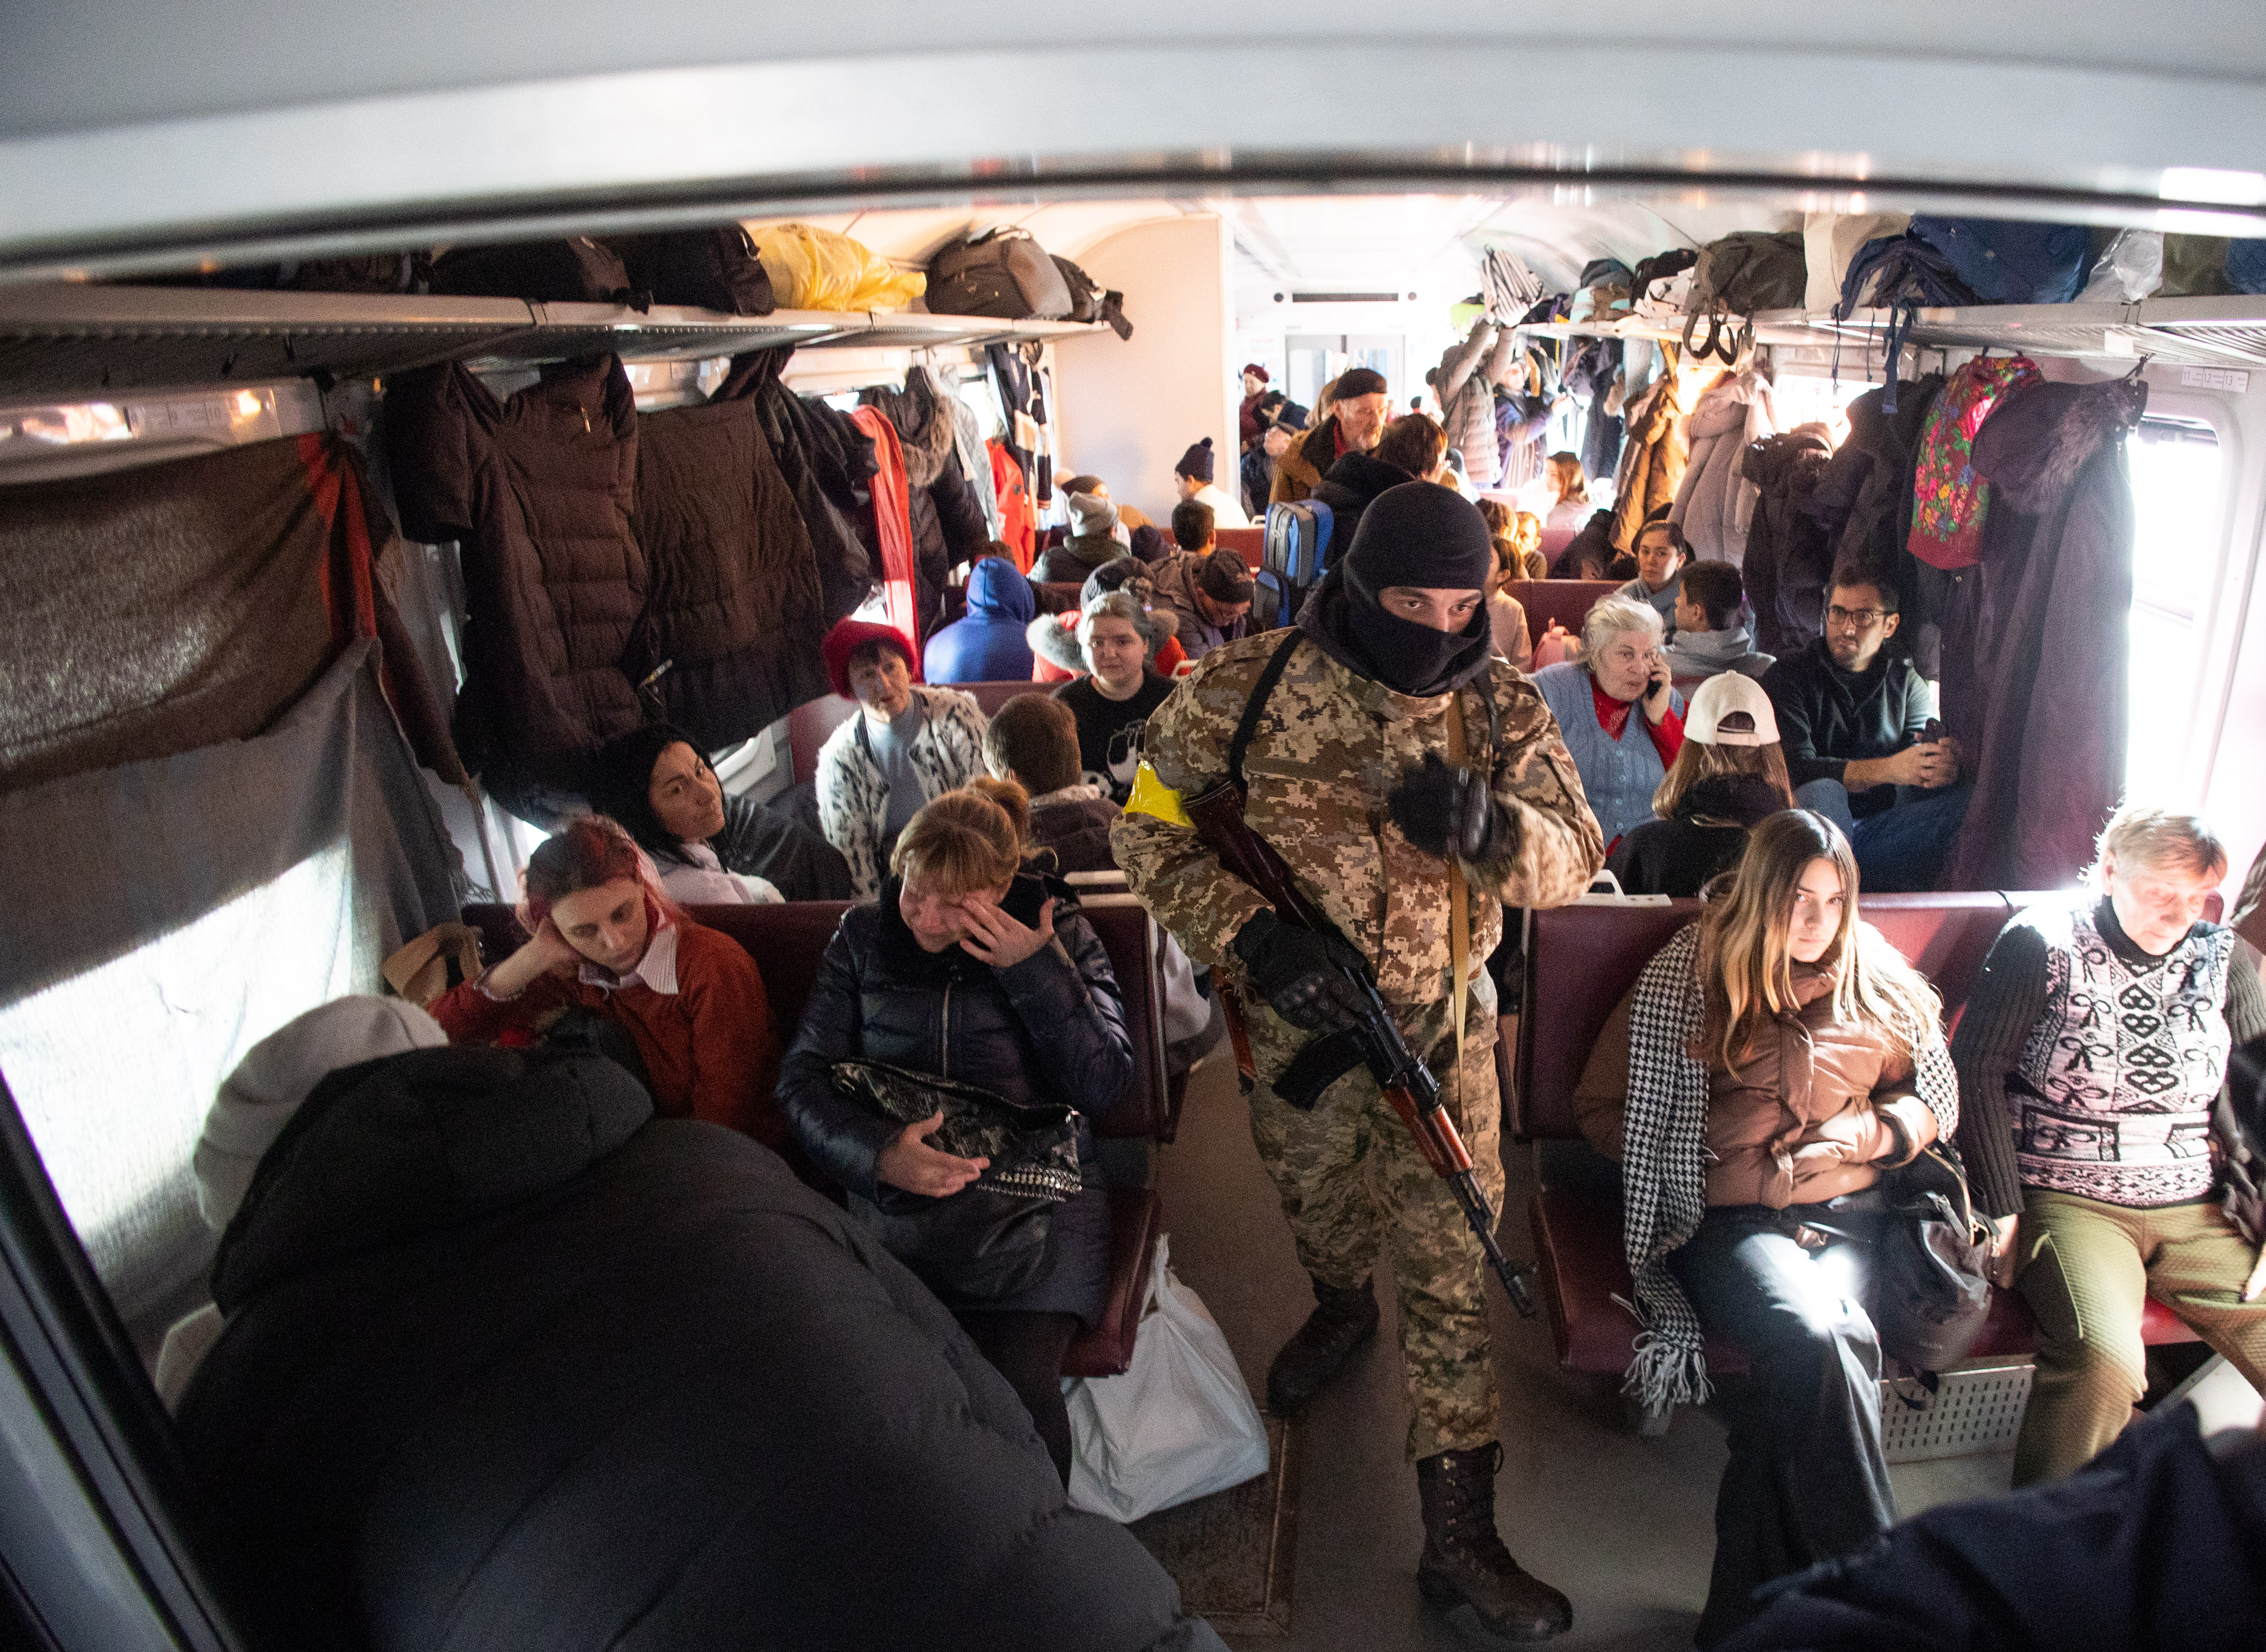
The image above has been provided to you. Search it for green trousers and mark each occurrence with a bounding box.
[1246,980,1505,1461]
[2013,1187,2266,1486]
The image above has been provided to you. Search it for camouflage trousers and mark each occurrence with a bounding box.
[1245,974,1505,1460]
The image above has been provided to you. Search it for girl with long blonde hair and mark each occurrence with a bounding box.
[1590,808,1956,1647]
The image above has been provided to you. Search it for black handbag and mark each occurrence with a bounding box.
[829,1059,1082,1302]
[1868,1144,1994,1373]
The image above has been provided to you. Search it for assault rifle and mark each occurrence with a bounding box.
[1181,774,1538,1320]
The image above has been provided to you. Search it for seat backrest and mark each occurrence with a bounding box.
[787,695,859,785]
[460,896,1170,1140]
[1215,526,1263,569]
[1503,579,1623,651]
[1514,891,2023,1141]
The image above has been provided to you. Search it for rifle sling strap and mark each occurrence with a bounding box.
[1227,632,1304,791]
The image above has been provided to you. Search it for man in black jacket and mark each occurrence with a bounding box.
[1760,563,1968,891]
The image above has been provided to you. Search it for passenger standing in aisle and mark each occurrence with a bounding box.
[1116,482,1602,1645]
[1952,807,2266,1487]
[814,618,990,900]
[1173,437,1251,528]
[1270,366,1392,505]
[1591,811,1953,1648]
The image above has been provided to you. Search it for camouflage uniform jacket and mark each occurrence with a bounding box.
[1113,631,1604,1008]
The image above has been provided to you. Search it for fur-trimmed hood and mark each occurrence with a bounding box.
[1972,377,2147,515]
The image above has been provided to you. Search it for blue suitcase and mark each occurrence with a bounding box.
[1258,500,1334,630]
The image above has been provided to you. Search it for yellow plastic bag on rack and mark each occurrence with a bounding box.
[745,224,926,312]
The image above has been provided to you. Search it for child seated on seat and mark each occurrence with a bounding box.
[430,815,784,1147]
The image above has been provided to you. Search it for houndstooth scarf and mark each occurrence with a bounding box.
[1616,922,1961,1409]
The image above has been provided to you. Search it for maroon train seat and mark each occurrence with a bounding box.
[460,894,1178,1376]
[1515,892,2203,1377]
[1502,579,1623,653]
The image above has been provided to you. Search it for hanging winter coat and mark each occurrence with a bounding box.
[1496,392,1551,493]
[1612,357,1714,553]
[1810,375,1947,604]
[990,440,1037,570]
[1669,368,1777,565]
[849,406,923,652]
[385,355,645,811]
[1739,427,1836,655]
[1432,325,1518,489]
[988,342,1054,510]
[861,369,989,640]
[1942,377,2144,891]
[717,349,876,625]
[1562,337,1625,484]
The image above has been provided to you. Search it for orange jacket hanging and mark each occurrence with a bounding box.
[848,405,921,657]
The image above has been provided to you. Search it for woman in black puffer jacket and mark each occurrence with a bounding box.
[781,787,1133,1483]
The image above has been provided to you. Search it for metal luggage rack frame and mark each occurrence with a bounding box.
[1519,294,2266,373]
[0,284,1106,401]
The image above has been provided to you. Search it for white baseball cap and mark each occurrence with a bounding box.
[1685,672,1779,747]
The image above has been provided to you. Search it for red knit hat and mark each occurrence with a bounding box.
[822,617,918,700]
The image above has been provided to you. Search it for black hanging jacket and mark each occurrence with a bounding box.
[386,355,646,810]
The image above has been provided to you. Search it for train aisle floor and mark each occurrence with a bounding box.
[1149,1049,2062,1650]
[1152,1050,1721,1651]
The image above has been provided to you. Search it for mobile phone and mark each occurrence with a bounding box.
[1922,717,1944,745]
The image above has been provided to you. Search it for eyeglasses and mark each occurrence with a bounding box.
[1826,605,1886,630]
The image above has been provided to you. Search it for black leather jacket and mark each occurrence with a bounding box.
[780,873,1134,1201]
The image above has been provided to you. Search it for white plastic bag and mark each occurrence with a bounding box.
[1064,1236,1269,1521]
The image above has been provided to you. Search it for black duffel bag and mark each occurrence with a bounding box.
[927,227,1075,321]
[430,236,646,307]
[604,226,775,315]
[830,1058,1082,1302]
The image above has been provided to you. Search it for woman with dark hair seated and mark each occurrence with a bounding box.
[779,788,1133,1485]
[430,814,785,1147]
[595,722,853,904]
[1585,810,1953,1647]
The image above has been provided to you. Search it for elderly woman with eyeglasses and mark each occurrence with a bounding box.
[1757,562,1968,893]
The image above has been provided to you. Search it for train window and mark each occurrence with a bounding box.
[2125,414,2224,804]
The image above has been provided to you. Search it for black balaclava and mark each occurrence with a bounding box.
[1299,481,1495,696]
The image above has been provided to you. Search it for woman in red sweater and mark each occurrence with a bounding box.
[431,815,784,1148]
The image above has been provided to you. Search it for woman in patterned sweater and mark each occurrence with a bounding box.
[1953,805,2266,1487]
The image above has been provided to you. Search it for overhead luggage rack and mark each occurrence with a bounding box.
[1522,295,2266,370]
[0,284,1106,399]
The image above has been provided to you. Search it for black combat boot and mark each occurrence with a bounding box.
[1264,1275,1380,1415]
[1415,1443,1573,1642]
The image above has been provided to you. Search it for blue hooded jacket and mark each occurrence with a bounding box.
[923,557,1037,684]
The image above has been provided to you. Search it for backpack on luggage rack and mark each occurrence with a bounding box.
[1681,232,1806,364]
[926,228,1075,321]
[1257,500,1335,630]
[430,237,647,307]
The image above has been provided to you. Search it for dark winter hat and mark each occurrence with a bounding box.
[1196,547,1255,605]
[1344,481,1494,596]
[1128,523,1169,564]
[1241,363,1269,383]
[1335,367,1390,400]
[1082,555,1156,609]
[821,617,916,700]
[1175,438,1216,482]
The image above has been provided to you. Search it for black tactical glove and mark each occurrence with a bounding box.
[1231,911,1367,1033]
[1386,752,1515,863]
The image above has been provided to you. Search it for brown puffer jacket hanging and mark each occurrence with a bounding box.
[386,355,646,811]
[632,393,834,750]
